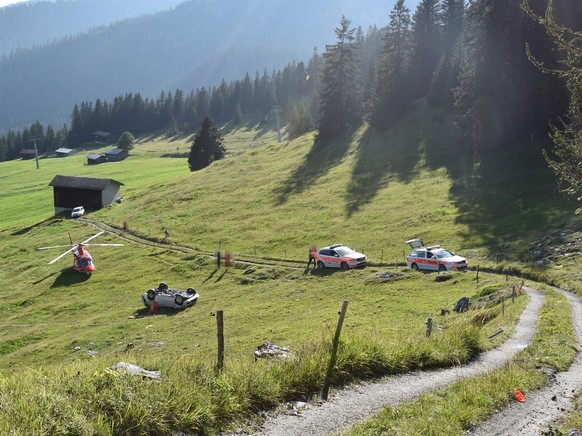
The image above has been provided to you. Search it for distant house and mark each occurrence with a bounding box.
[104,148,128,162]
[55,147,77,157]
[48,175,124,214]
[87,153,106,165]
[20,148,37,160]
[93,131,118,144]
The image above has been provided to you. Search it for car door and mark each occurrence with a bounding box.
[415,251,428,269]
[319,249,333,267]
[425,251,440,270]
[328,250,342,268]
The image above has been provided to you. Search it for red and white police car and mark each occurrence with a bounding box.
[405,239,467,272]
[316,244,367,270]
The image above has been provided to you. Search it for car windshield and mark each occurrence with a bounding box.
[335,246,355,256]
[435,250,454,258]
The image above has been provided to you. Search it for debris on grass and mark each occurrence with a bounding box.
[110,362,161,380]
[254,341,296,361]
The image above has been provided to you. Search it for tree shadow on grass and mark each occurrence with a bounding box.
[274,132,353,205]
[11,217,62,236]
[345,126,421,217]
[448,143,579,252]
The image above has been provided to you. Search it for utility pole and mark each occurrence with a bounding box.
[272,106,282,142]
[32,139,40,170]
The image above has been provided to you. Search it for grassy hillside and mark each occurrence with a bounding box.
[0,103,580,433]
[2,102,579,277]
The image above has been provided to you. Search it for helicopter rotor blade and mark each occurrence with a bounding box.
[81,243,124,247]
[38,244,74,250]
[80,231,105,245]
[48,245,78,264]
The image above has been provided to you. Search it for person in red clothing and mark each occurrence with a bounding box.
[307,246,317,268]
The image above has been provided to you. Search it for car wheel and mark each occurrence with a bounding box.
[187,287,196,295]
[317,261,325,270]
[439,264,447,272]
[158,282,168,291]
[174,295,184,306]
[147,289,157,301]
[411,263,419,271]
[340,262,349,270]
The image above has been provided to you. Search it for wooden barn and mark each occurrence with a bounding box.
[20,149,37,160]
[104,148,128,162]
[87,153,106,165]
[93,131,118,144]
[55,147,77,157]
[49,175,124,215]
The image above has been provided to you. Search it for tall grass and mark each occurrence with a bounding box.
[345,287,575,435]
[0,294,518,434]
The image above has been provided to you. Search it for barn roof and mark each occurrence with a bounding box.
[104,148,126,156]
[49,175,124,190]
[94,130,114,137]
[55,147,76,154]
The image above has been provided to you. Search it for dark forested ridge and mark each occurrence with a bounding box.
[0,0,184,57]
[0,0,397,133]
[1,0,581,186]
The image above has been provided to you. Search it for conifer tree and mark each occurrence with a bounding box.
[523,0,582,213]
[188,117,225,171]
[409,0,441,99]
[316,15,361,143]
[370,0,411,129]
[455,0,568,157]
[117,131,135,152]
[428,0,465,107]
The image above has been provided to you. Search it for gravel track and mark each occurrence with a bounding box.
[467,287,582,435]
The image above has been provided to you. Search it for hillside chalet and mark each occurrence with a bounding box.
[19,149,37,160]
[93,131,118,144]
[55,147,77,157]
[87,153,106,165]
[104,148,128,162]
[49,175,123,214]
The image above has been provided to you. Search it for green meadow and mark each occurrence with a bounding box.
[0,105,580,433]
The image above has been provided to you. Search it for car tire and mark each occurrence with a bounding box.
[340,262,349,270]
[158,282,168,291]
[317,261,325,270]
[439,264,447,272]
[147,289,157,301]
[187,287,196,295]
[411,263,419,271]
[174,295,184,306]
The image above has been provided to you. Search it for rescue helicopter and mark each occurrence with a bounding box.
[38,231,123,274]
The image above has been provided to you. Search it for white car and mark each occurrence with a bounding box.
[142,282,199,310]
[71,206,85,218]
[405,239,467,272]
[316,244,367,270]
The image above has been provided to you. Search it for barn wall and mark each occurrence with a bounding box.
[53,187,102,213]
[102,184,121,206]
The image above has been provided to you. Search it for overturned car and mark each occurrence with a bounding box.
[142,282,199,310]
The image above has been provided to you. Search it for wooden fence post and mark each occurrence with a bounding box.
[426,317,433,337]
[216,310,224,373]
[322,300,349,400]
